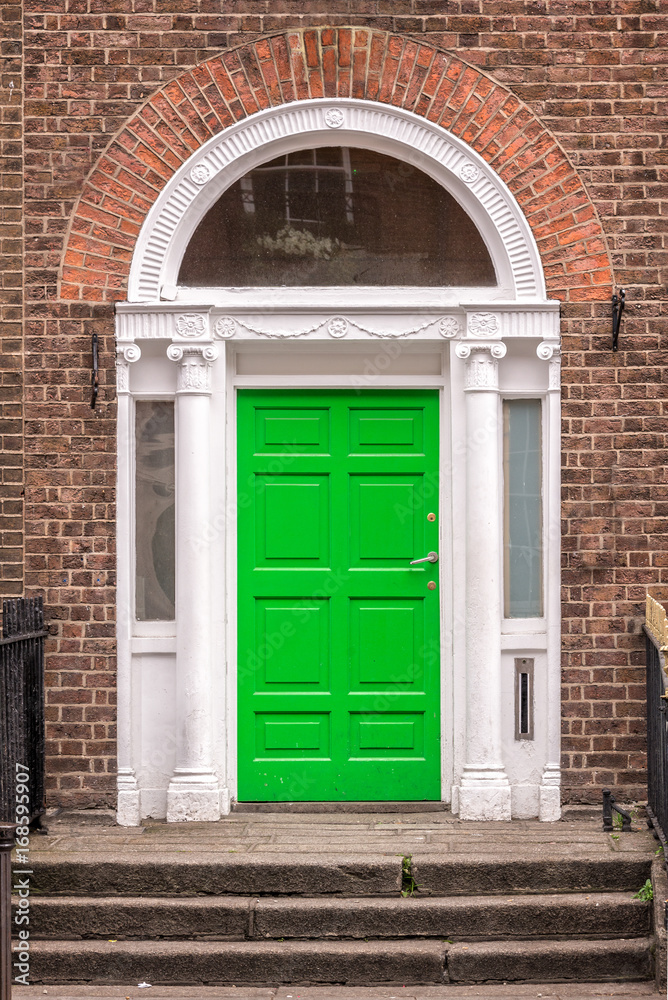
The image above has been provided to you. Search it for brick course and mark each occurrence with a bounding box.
[1,0,24,599]
[18,3,668,807]
[60,32,612,303]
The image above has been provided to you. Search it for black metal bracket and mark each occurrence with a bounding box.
[602,787,633,832]
[612,288,625,352]
[90,332,99,409]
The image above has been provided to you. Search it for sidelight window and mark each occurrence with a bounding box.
[503,399,543,619]
[135,400,175,621]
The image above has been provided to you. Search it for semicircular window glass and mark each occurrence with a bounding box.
[178,147,497,287]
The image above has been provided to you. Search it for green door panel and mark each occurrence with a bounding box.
[237,389,440,802]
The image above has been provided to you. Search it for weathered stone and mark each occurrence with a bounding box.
[650,855,668,993]
[411,856,652,895]
[447,938,652,984]
[28,939,447,985]
[23,896,251,940]
[253,893,650,941]
[30,853,401,896]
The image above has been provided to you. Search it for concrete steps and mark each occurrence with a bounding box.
[26,937,653,986]
[21,852,656,985]
[27,892,650,942]
[28,852,652,895]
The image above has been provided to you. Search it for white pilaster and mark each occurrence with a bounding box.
[166,343,221,822]
[537,341,562,821]
[455,341,512,821]
[115,344,142,827]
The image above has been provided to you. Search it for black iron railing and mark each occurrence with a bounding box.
[0,823,15,1000]
[0,597,47,825]
[645,594,668,865]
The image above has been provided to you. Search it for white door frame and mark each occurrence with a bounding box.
[115,98,561,825]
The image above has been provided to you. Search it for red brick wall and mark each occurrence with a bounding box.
[1,0,23,599]
[22,4,668,808]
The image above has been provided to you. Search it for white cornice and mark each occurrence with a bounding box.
[115,301,560,343]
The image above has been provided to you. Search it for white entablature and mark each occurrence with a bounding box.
[115,302,560,344]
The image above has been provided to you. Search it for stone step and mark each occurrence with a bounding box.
[23,892,651,941]
[26,936,653,985]
[29,852,651,896]
[29,853,400,896]
[447,938,653,984]
[411,855,653,895]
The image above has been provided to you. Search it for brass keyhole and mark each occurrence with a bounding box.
[427,513,436,522]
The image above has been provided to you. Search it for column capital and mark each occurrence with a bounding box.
[167,343,219,394]
[536,341,561,392]
[455,341,507,391]
[116,343,141,394]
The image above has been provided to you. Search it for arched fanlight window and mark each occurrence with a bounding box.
[178,147,497,288]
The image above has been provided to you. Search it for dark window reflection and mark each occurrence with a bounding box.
[178,148,496,287]
[136,401,175,621]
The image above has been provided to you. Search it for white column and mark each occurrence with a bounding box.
[166,343,221,822]
[454,341,512,821]
[538,341,562,821]
[115,343,142,827]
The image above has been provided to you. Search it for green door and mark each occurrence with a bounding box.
[237,389,440,801]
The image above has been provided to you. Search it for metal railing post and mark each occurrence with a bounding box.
[1,597,47,827]
[645,593,668,870]
[0,823,16,1000]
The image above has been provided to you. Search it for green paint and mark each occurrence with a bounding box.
[237,389,441,801]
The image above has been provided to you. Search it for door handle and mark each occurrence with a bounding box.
[410,552,439,565]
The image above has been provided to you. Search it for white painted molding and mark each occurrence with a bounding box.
[165,343,220,822]
[539,337,562,821]
[115,343,141,395]
[175,313,209,338]
[127,99,548,303]
[167,343,218,394]
[456,341,506,391]
[115,340,141,827]
[467,312,500,338]
[455,341,507,360]
[457,338,512,820]
[439,317,462,339]
[116,774,141,828]
[536,340,557,360]
[537,341,562,392]
[115,302,560,343]
[465,305,559,341]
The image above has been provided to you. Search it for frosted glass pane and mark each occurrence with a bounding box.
[136,401,175,621]
[178,147,496,287]
[504,400,542,618]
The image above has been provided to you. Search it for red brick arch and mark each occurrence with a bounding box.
[61,27,612,303]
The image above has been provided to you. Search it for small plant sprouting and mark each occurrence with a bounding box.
[401,855,418,897]
[655,844,665,856]
[633,879,654,902]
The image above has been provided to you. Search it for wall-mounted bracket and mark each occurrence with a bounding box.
[612,289,625,352]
